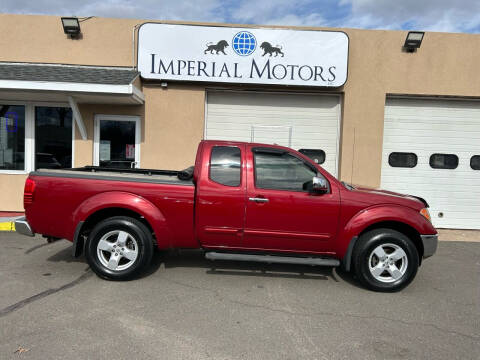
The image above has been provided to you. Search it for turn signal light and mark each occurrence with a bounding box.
[420,208,431,222]
[24,178,36,208]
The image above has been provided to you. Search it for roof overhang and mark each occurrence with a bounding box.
[0,63,144,105]
[0,79,144,105]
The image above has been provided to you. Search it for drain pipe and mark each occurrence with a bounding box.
[132,23,142,70]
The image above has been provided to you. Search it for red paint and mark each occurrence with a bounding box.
[23,140,437,260]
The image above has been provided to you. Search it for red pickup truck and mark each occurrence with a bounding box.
[15,140,437,292]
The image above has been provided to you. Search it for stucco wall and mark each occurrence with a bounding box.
[1,13,480,211]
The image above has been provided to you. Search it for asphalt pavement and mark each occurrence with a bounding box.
[0,232,479,359]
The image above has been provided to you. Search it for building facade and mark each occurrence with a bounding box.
[0,14,479,229]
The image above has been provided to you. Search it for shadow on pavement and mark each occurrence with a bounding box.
[43,243,362,285]
[153,249,345,282]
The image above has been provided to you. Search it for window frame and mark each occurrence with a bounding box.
[470,155,480,170]
[208,145,242,187]
[388,152,418,168]
[429,153,459,170]
[93,114,141,169]
[0,100,74,175]
[252,147,323,193]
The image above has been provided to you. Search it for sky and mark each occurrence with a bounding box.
[2,0,480,33]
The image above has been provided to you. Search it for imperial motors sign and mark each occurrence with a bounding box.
[137,23,349,87]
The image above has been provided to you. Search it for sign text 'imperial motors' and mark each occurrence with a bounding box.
[138,24,349,87]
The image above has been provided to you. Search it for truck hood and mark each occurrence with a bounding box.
[350,185,428,210]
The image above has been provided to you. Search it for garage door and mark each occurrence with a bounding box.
[381,98,480,229]
[205,91,341,176]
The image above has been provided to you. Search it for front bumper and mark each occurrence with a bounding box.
[15,217,35,237]
[421,234,438,258]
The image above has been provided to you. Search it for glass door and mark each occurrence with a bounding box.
[94,115,140,169]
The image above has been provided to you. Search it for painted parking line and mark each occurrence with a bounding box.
[0,222,15,231]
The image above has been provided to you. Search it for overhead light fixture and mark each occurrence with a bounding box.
[403,31,424,52]
[61,17,81,38]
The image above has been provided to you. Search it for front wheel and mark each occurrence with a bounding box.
[85,216,154,280]
[352,228,419,292]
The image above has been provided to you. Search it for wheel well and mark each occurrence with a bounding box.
[358,221,424,260]
[79,207,155,241]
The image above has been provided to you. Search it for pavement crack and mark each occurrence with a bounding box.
[0,271,93,318]
[226,299,479,342]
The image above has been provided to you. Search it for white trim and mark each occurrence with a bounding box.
[93,114,141,168]
[0,80,145,104]
[68,96,87,140]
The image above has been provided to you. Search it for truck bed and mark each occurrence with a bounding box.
[32,166,194,186]
[26,166,196,247]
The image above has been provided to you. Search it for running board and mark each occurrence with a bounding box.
[205,252,340,267]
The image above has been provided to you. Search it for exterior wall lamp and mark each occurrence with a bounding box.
[403,31,425,52]
[61,17,81,39]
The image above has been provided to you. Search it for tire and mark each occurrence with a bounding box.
[85,216,154,280]
[352,228,419,292]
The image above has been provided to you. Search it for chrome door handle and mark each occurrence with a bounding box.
[249,197,269,203]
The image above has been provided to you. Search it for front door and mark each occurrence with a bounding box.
[94,115,140,169]
[244,146,340,254]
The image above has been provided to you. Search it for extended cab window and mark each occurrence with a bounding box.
[254,149,317,192]
[209,146,241,186]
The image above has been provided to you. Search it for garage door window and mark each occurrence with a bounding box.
[388,152,417,168]
[429,154,458,169]
[298,149,326,164]
[210,146,241,187]
[471,155,480,170]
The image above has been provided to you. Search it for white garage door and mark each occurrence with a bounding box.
[205,91,341,176]
[381,98,480,229]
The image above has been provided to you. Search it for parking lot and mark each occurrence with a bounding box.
[0,232,478,359]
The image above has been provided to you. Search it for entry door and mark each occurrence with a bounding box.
[244,146,340,254]
[94,115,140,169]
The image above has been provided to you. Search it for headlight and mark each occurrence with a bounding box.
[420,208,431,222]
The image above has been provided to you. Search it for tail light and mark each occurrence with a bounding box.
[24,178,36,208]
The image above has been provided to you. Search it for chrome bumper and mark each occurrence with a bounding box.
[15,217,35,237]
[421,234,438,258]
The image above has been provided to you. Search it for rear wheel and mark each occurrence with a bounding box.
[352,228,419,292]
[85,216,153,280]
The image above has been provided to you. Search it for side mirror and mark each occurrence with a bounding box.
[311,176,328,193]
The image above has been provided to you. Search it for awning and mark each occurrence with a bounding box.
[0,62,145,139]
[0,63,144,104]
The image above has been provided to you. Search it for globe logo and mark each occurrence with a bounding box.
[232,31,257,56]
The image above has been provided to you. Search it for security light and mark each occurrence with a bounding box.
[403,31,424,52]
[61,17,81,38]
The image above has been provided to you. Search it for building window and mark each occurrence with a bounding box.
[209,146,241,186]
[0,105,25,171]
[471,155,480,170]
[35,107,72,169]
[388,152,417,168]
[298,149,326,164]
[254,149,317,192]
[429,153,458,169]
